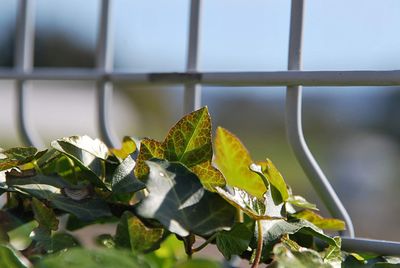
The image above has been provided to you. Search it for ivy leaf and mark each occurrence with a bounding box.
[7,177,111,221]
[115,211,164,252]
[270,243,335,268]
[31,198,59,231]
[287,195,318,211]
[135,159,235,237]
[255,159,289,201]
[110,136,137,160]
[216,186,284,220]
[111,157,145,194]
[163,107,212,167]
[214,127,267,198]
[51,136,109,189]
[36,248,152,268]
[190,161,225,192]
[253,219,338,262]
[134,138,164,180]
[292,210,346,231]
[216,221,254,260]
[0,244,30,268]
[0,147,37,171]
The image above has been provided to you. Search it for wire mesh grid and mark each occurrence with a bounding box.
[0,0,400,257]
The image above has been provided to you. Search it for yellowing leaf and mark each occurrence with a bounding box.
[163,106,212,167]
[256,159,289,201]
[292,210,346,231]
[214,127,266,198]
[134,138,164,180]
[111,137,137,160]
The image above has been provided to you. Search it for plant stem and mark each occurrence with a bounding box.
[191,233,218,253]
[251,220,263,268]
[236,208,244,223]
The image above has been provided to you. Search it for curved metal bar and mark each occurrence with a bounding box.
[15,0,44,148]
[285,0,355,237]
[184,0,202,114]
[97,0,119,148]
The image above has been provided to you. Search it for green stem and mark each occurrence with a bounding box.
[236,208,244,223]
[251,220,263,268]
[192,233,218,253]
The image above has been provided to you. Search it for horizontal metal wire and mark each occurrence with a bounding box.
[1,69,400,86]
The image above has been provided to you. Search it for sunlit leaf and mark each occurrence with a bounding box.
[0,244,30,268]
[323,237,342,264]
[216,221,254,260]
[253,219,339,262]
[216,186,284,220]
[214,127,267,198]
[115,211,164,252]
[270,243,335,268]
[135,159,235,237]
[255,159,289,201]
[292,210,346,231]
[111,136,137,160]
[190,161,225,191]
[111,157,145,194]
[163,107,212,167]
[51,136,109,189]
[37,248,152,268]
[134,138,164,180]
[0,147,37,171]
[287,195,318,211]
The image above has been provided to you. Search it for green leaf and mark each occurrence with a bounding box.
[216,186,284,220]
[37,248,152,268]
[0,244,30,268]
[111,157,145,194]
[134,138,164,180]
[0,147,37,171]
[216,221,254,260]
[115,211,164,252]
[254,219,338,262]
[323,236,342,264]
[163,107,212,167]
[271,243,335,268]
[190,161,225,191]
[214,127,267,198]
[255,159,289,201]
[7,177,111,221]
[135,159,235,237]
[51,136,109,189]
[175,259,222,268]
[292,210,346,231]
[31,198,59,231]
[287,195,318,211]
[111,136,137,160]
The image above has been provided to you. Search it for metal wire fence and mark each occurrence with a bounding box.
[1,0,400,256]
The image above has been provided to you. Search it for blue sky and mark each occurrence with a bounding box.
[2,0,400,72]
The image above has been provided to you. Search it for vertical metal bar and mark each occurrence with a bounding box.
[184,0,202,114]
[285,0,355,237]
[97,0,119,148]
[15,0,43,148]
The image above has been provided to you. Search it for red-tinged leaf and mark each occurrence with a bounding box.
[134,138,164,180]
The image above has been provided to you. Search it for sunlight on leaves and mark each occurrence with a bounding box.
[292,210,346,231]
[214,127,267,198]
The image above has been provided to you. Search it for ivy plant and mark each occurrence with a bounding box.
[0,106,398,267]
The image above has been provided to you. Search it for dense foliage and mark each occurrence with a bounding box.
[0,107,398,267]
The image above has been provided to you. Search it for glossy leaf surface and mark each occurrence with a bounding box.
[135,159,235,237]
[111,157,145,194]
[0,147,37,171]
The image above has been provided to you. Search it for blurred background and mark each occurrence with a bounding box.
[1,0,400,244]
